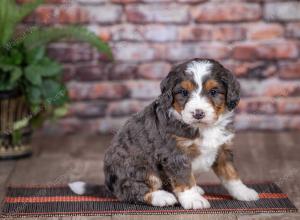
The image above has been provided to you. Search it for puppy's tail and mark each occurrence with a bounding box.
[68,181,98,195]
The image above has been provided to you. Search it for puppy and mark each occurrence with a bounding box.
[69,58,259,209]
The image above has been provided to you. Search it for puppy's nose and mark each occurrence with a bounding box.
[193,109,205,120]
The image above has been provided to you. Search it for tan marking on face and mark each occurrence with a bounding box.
[173,135,201,159]
[204,79,219,91]
[173,100,183,113]
[212,144,239,180]
[181,80,196,92]
[172,80,196,113]
[204,79,226,116]
[146,173,162,191]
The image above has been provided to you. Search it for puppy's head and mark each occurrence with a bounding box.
[160,58,240,126]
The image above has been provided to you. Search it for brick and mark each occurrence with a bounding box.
[278,61,300,79]
[34,6,55,24]
[137,62,171,79]
[106,100,150,116]
[113,0,173,2]
[62,65,75,82]
[232,41,298,61]
[75,63,113,81]
[237,98,277,114]
[286,22,300,38]
[179,26,211,41]
[47,43,93,62]
[86,5,123,24]
[68,82,129,100]
[112,0,139,3]
[165,43,230,61]
[247,23,283,40]
[98,117,128,134]
[277,98,300,114]
[86,25,112,42]
[192,3,261,22]
[264,79,300,97]
[124,80,160,99]
[211,25,246,42]
[264,2,300,21]
[235,114,300,131]
[58,6,89,24]
[177,0,206,2]
[226,61,276,78]
[179,25,246,42]
[68,101,107,118]
[77,0,108,4]
[113,24,178,42]
[126,4,189,24]
[17,0,69,3]
[113,43,161,61]
[42,118,84,135]
[142,25,177,42]
[111,24,143,41]
[110,63,137,80]
[239,78,300,97]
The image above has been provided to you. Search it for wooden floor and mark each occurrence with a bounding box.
[0,131,299,220]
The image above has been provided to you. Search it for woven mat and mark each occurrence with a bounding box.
[0,182,297,218]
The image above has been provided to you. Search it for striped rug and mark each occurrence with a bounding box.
[0,182,297,218]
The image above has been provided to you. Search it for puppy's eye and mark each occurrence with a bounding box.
[209,89,218,97]
[179,89,189,97]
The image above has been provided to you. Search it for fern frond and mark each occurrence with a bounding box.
[0,0,44,46]
[16,0,44,23]
[22,26,113,59]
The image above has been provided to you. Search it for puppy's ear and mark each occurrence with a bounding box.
[159,72,174,109]
[221,69,240,111]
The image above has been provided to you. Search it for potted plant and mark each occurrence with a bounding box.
[0,0,112,159]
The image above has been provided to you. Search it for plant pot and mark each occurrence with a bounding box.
[0,90,32,160]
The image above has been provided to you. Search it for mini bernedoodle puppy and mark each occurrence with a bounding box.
[69,58,259,209]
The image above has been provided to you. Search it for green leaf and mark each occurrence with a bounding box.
[25,65,42,86]
[26,85,41,105]
[26,46,45,64]
[10,48,23,65]
[13,117,30,131]
[12,129,22,145]
[9,66,22,85]
[53,104,69,118]
[39,59,62,77]
[42,80,67,106]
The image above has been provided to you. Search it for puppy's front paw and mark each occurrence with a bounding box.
[224,180,259,201]
[177,186,210,209]
[195,185,205,195]
[150,190,177,207]
[232,186,259,201]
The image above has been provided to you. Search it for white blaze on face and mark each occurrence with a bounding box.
[181,61,216,125]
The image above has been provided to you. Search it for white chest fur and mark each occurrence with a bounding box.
[191,124,234,173]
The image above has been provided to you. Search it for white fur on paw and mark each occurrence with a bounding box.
[224,180,259,201]
[195,185,205,195]
[177,186,210,209]
[151,190,177,207]
[68,181,86,195]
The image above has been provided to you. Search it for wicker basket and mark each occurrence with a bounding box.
[0,90,32,160]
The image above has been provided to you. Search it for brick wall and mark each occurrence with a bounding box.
[21,0,300,134]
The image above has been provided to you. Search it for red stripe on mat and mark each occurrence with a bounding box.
[4,207,295,217]
[5,193,288,203]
